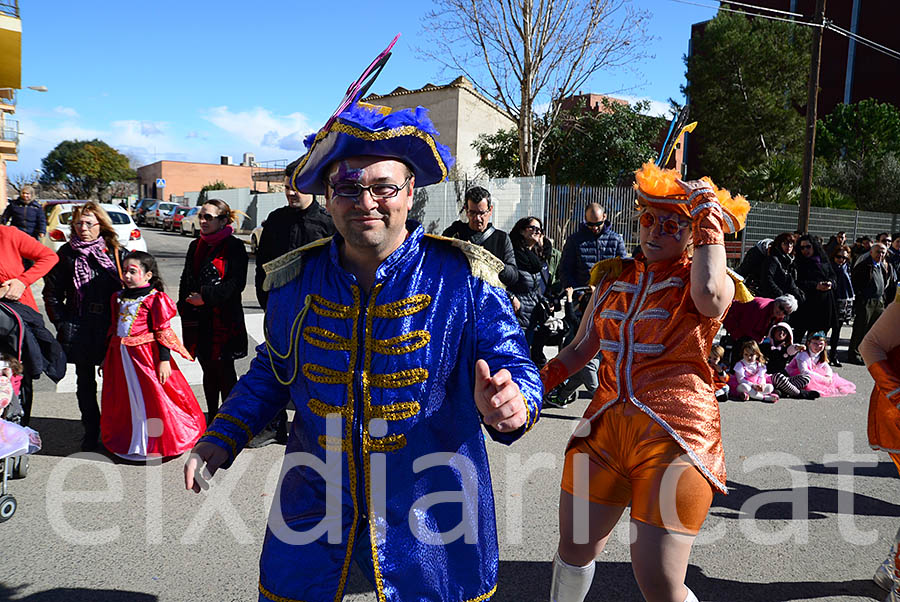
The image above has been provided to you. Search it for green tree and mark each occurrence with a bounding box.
[40,139,135,200]
[473,99,664,186]
[197,180,231,205]
[683,10,810,187]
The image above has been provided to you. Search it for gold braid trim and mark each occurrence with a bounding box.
[258,581,308,602]
[310,294,357,319]
[365,433,406,453]
[372,294,431,318]
[318,434,352,453]
[465,583,498,602]
[214,413,254,444]
[202,430,238,457]
[369,400,421,421]
[589,257,625,287]
[371,330,430,355]
[265,295,312,386]
[369,368,429,389]
[306,398,350,419]
[426,234,505,289]
[303,363,353,385]
[261,236,332,292]
[303,326,352,351]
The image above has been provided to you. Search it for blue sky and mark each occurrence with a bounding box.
[10,0,716,179]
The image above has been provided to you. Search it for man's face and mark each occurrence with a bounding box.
[325,156,413,259]
[465,199,492,233]
[283,177,303,208]
[862,239,872,250]
[837,233,846,244]
[892,238,900,251]
[871,245,887,263]
[585,209,606,235]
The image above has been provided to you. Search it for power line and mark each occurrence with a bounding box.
[669,0,818,28]
[718,0,803,18]
[826,22,900,62]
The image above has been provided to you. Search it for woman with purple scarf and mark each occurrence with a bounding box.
[43,202,125,451]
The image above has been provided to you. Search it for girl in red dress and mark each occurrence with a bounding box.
[100,252,206,460]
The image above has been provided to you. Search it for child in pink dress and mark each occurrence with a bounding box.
[786,331,856,397]
[730,340,778,402]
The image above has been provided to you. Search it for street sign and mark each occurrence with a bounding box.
[156,178,166,188]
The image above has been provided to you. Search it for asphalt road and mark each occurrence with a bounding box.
[4,228,898,601]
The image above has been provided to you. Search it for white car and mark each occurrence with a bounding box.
[144,201,178,228]
[180,209,201,237]
[45,202,148,253]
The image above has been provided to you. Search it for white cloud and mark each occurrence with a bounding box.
[615,95,674,118]
[53,106,79,118]
[203,106,315,150]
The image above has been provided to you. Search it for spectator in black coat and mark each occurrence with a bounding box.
[736,238,772,293]
[509,216,552,365]
[442,186,518,289]
[847,243,897,364]
[823,231,846,258]
[792,234,837,348]
[559,203,626,288]
[2,185,46,240]
[759,232,805,303]
[254,173,335,309]
[887,232,900,273]
[178,199,248,420]
[42,202,125,450]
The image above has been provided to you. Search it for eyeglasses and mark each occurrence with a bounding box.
[835,255,849,260]
[585,220,604,228]
[798,244,812,250]
[331,175,412,200]
[639,212,689,236]
[74,221,99,229]
[525,225,543,233]
[466,208,491,217]
[198,213,223,222]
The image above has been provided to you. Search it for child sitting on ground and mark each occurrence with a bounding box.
[730,340,779,402]
[759,322,819,399]
[786,332,856,398]
[708,344,730,402]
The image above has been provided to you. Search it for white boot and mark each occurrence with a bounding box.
[549,552,595,602]
[882,527,900,602]
[683,586,699,602]
[875,541,896,590]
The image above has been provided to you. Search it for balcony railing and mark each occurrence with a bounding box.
[1,119,19,144]
[0,88,16,107]
[0,1,18,18]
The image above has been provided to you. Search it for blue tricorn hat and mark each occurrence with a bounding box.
[290,35,454,195]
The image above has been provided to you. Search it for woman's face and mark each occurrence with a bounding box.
[638,207,690,263]
[772,304,787,321]
[522,220,542,247]
[73,211,101,242]
[780,239,794,255]
[199,203,226,235]
[798,240,814,258]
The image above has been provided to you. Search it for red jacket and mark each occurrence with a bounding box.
[0,225,58,311]
[722,296,776,342]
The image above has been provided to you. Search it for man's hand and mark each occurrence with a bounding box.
[473,359,526,432]
[157,360,171,385]
[1,278,26,301]
[185,292,205,306]
[184,442,229,493]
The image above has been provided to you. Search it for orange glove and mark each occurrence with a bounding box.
[868,360,900,409]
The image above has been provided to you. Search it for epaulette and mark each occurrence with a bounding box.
[726,266,754,303]
[589,257,628,286]
[425,234,505,289]
[262,236,333,292]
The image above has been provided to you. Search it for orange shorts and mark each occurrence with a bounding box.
[561,402,714,535]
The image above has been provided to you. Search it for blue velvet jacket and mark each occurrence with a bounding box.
[200,222,543,602]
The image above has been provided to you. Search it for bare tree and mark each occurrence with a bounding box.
[420,0,649,176]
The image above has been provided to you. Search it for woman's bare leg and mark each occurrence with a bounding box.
[630,519,696,602]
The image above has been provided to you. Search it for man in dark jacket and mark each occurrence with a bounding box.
[560,203,627,288]
[442,186,518,288]
[2,185,46,240]
[254,170,335,309]
[847,243,897,364]
[250,169,335,448]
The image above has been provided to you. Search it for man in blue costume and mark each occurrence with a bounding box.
[184,40,543,602]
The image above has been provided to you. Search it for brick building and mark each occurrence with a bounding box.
[136,159,278,202]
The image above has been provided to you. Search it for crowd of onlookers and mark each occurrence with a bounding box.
[1,177,897,456]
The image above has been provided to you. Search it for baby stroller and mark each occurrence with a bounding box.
[0,302,44,522]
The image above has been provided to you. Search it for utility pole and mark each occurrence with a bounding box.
[798,0,827,234]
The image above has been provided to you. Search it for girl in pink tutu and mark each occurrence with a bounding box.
[786,331,856,397]
[730,340,779,402]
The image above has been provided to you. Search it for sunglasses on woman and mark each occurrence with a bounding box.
[639,212,688,236]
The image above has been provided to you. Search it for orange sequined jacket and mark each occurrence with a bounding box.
[859,300,900,454]
[579,254,727,493]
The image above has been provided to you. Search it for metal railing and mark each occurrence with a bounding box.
[0,0,18,18]
[544,184,640,251]
[251,159,289,181]
[0,119,19,143]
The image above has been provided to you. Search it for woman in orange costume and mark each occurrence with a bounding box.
[859,299,900,601]
[543,163,750,602]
